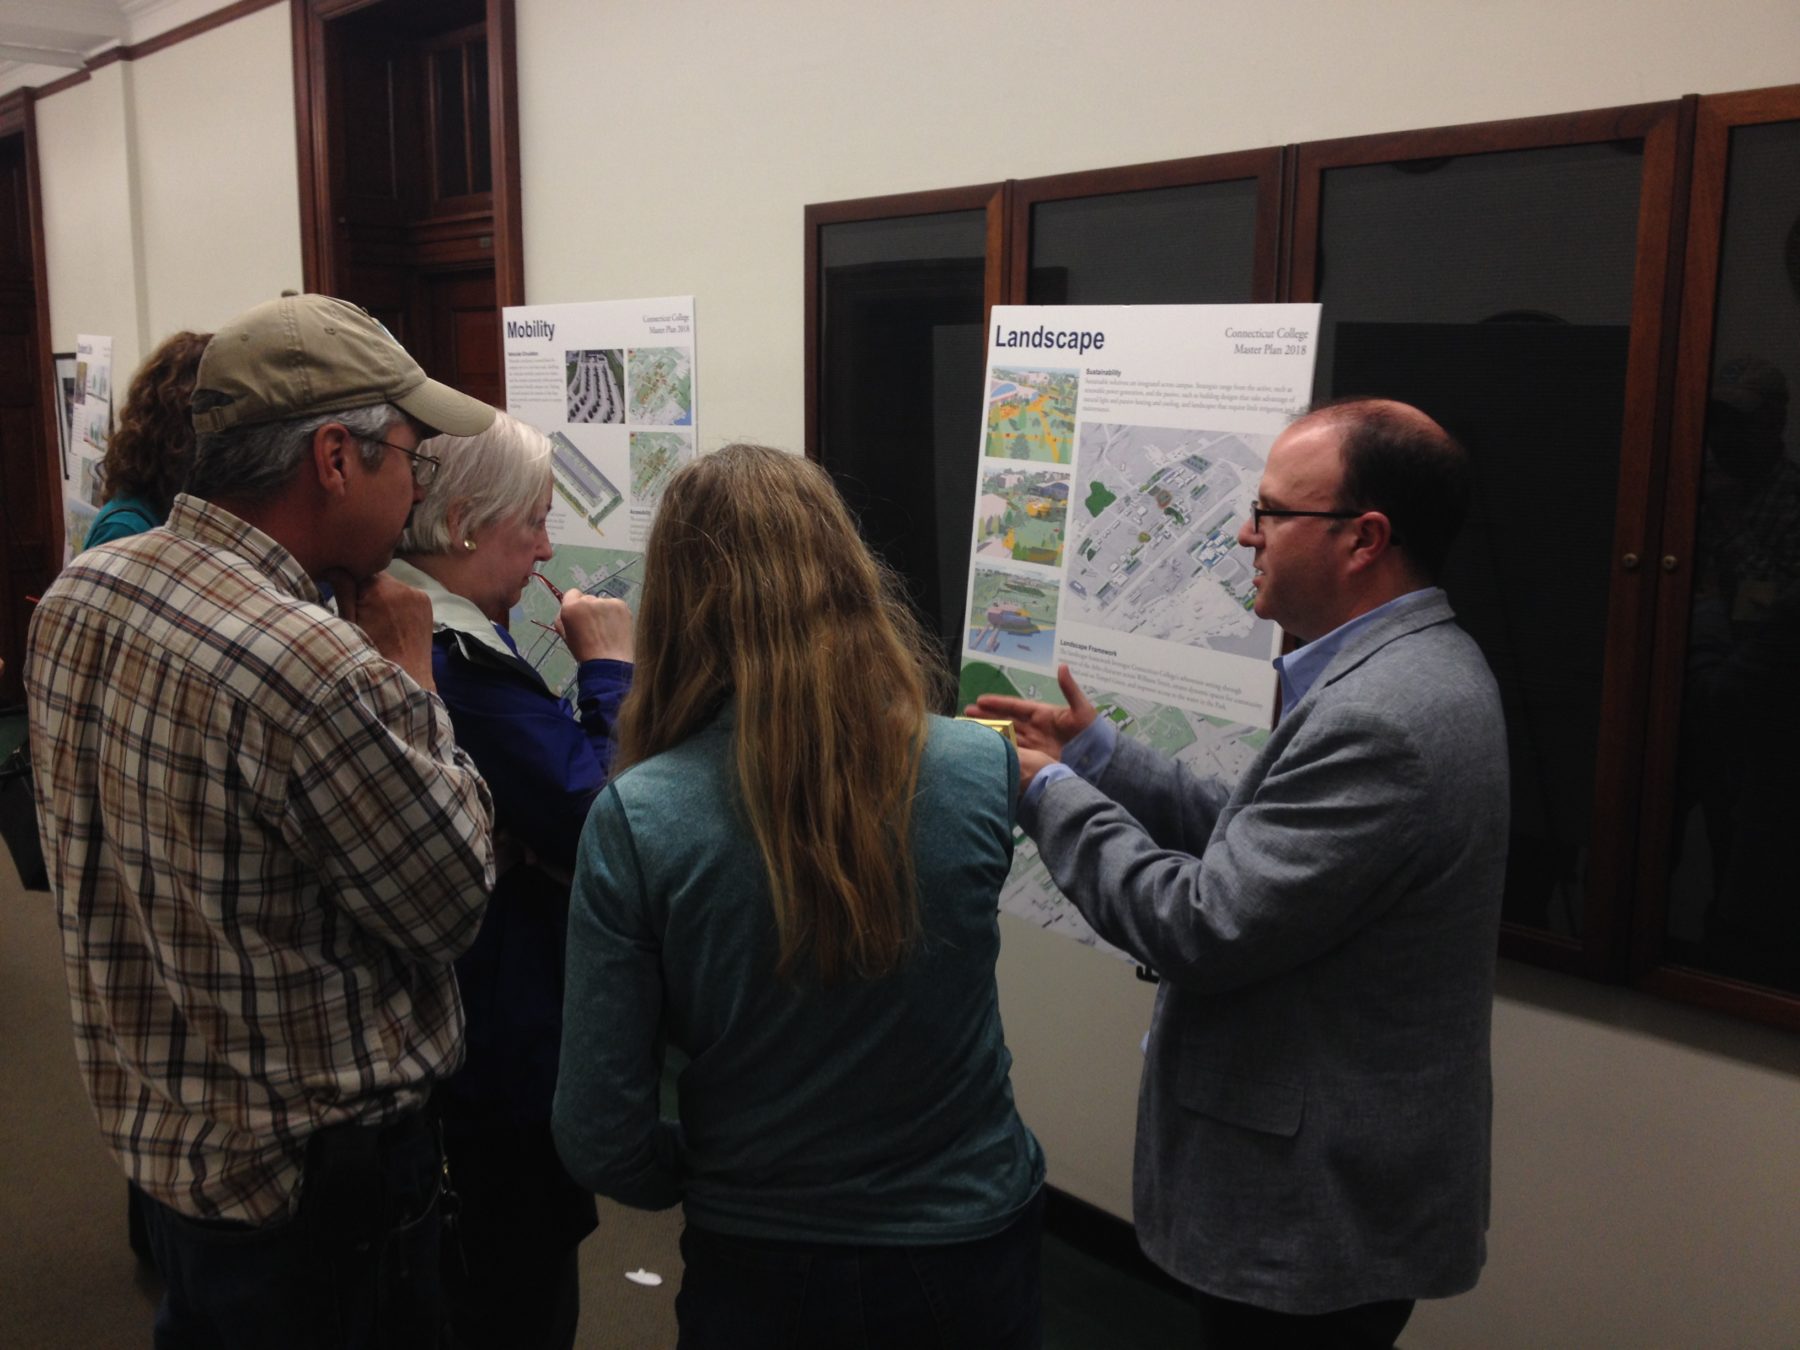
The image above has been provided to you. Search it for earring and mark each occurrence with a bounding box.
[462,539,476,552]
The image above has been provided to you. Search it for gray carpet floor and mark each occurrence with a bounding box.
[0,831,1189,1349]
[0,845,681,1349]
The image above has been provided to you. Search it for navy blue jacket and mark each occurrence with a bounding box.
[432,622,632,1127]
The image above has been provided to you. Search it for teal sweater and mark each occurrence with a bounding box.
[85,495,163,548]
[553,709,1045,1244]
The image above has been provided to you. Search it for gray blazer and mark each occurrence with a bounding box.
[1030,589,1508,1314]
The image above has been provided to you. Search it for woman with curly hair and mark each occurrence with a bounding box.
[86,329,212,547]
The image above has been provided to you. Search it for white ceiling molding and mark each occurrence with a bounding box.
[0,0,243,97]
[0,43,93,70]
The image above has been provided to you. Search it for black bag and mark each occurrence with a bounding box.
[0,709,49,893]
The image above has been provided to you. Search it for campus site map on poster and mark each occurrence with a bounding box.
[958,304,1320,959]
[502,297,697,698]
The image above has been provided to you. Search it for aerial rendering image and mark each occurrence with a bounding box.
[984,367,1079,463]
[629,431,691,508]
[626,346,694,425]
[973,467,1070,568]
[564,348,625,423]
[548,430,623,534]
[965,565,1059,665]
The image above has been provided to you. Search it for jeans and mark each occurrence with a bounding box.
[675,1187,1044,1350]
[440,1118,592,1350]
[141,1110,450,1350]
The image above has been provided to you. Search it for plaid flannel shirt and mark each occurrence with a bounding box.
[25,496,495,1224]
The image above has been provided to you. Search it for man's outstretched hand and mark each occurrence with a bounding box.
[967,664,1097,791]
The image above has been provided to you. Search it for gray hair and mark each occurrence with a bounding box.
[398,409,553,557]
[186,403,404,503]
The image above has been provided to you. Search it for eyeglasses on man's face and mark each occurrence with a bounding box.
[1248,502,1361,533]
[363,437,441,488]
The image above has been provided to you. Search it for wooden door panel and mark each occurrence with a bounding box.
[422,267,499,406]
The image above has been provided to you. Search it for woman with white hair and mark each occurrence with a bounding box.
[390,409,633,1350]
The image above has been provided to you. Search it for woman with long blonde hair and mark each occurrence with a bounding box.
[554,443,1045,1348]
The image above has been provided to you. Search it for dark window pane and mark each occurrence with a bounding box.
[1316,141,1645,940]
[1663,119,1800,996]
[1027,180,1259,305]
[434,47,468,198]
[819,211,988,678]
[468,41,491,194]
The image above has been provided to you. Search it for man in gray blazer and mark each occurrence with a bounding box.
[973,399,1508,1348]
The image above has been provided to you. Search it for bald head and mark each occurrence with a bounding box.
[1299,398,1470,583]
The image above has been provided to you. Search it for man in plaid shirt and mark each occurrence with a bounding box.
[27,294,500,1348]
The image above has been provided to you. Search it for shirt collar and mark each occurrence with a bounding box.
[168,494,321,605]
[1272,587,1442,721]
[385,556,517,658]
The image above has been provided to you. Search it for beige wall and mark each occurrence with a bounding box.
[20,1,1800,1345]
[511,4,1800,1345]
[128,4,303,343]
[1420,966,1800,1345]
[33,2,300,387]
[516,0,1800,451]
[37,65,144,378]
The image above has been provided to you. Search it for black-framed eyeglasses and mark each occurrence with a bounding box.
[363,437,441,488]
[1249,502,1361,532]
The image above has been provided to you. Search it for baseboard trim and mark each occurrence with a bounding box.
[1041,1185,1191,1300]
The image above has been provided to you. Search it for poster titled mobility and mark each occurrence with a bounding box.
[961,303,1320,958]
[501,296,697,696]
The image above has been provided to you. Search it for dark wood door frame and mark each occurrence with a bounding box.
[0,88,62,702]
[289,0,525,309]
[1006,147,1288,305]
[1630,83,1800,1031]
[803,182,1010,461]
[1287,101,1694,982]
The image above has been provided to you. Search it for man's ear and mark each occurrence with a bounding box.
[311,422,355,498]
[1345,510,1394,573]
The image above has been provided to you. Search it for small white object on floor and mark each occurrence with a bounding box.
[625,1268,664,1287]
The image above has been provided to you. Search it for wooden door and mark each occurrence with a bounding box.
[421,266,500,407]
[0,128,54,704]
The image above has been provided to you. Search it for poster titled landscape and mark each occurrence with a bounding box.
[956,302,1320,953]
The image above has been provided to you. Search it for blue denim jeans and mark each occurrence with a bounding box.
[141,1110,449,1350]
[675,1188,1044,1350]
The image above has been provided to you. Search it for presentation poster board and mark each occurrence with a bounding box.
[501,296,697,697]
[958,303,1321,958]
[53,352,76,482]
[63,334,114,560]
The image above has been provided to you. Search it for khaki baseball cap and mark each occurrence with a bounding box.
[191,293,495,436]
